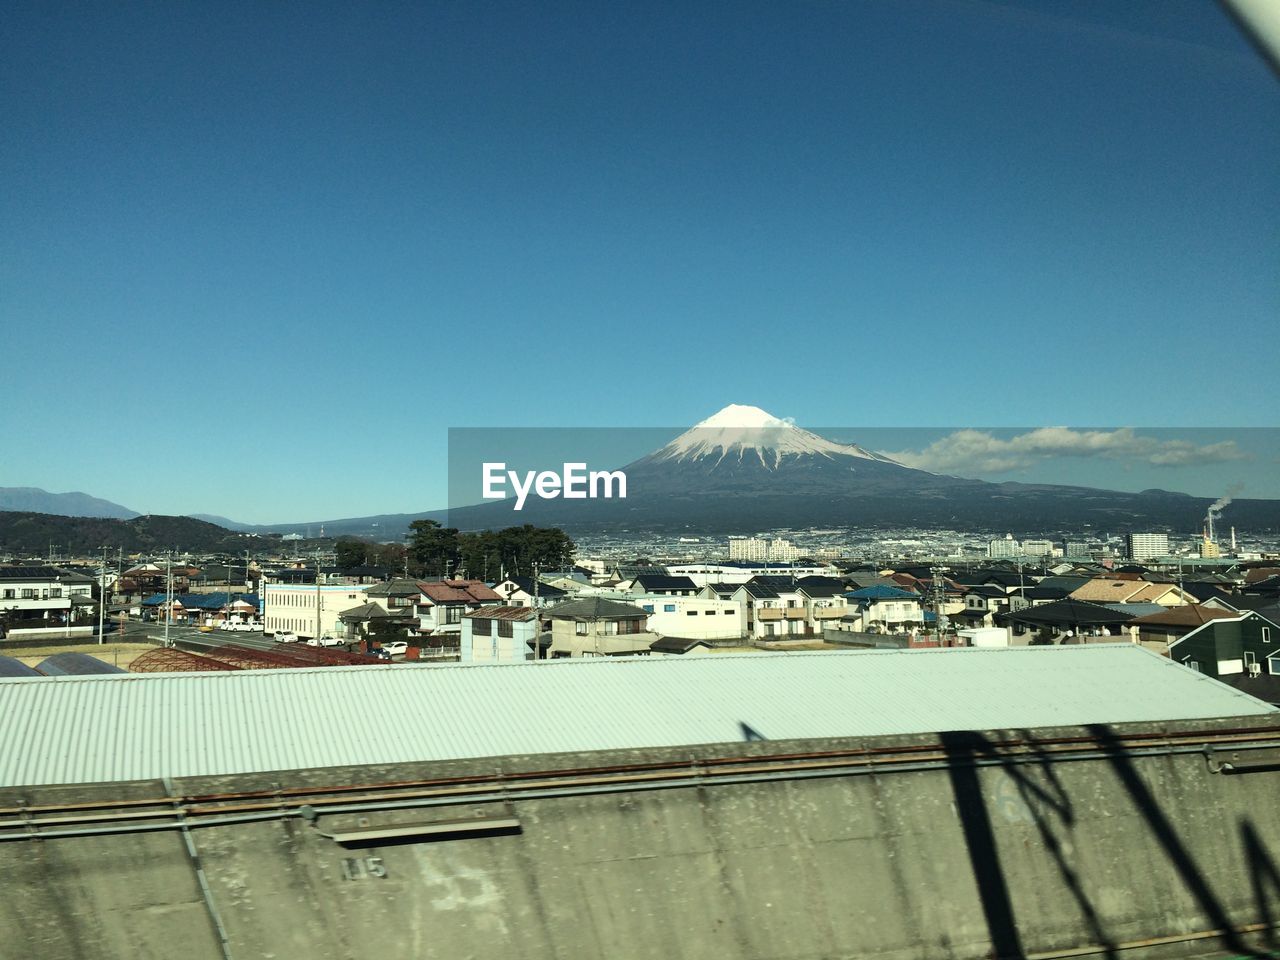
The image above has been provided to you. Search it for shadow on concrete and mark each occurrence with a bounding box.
[941,725,1280,960]
[1243,821,1280,951]
[1085,723,1252,957]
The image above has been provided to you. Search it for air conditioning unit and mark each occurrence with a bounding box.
[1248,662,1261,678]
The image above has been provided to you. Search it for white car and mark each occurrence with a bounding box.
[273,631,299,643]
[381,641,408,657]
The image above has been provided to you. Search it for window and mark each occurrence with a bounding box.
[663,604,675,612]
[20,589,34,599]
[445,606,462,624]
[575,621,587,635]
[49,589,62,598]
[642,604,654,612]
[2,589,12,599]
[687,610,698,616]
[498,620,513,638]
[473,619,492,636]
[1264,627,1272,644]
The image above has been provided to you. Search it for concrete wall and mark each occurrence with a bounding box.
[3,717,1280,959]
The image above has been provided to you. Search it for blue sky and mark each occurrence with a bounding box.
[2,1,1277,523]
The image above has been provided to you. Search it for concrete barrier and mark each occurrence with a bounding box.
[2,717,1279,959]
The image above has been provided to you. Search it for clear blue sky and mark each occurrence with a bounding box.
[2,1,1277,523]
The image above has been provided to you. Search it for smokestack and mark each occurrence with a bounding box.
[1231,526,1237,551]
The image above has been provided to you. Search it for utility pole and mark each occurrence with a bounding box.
[164,552,173,647]
[532,561,540,661]
[97,546,106,645]
[315,548,323,641]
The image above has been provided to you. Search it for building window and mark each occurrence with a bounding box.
[642,604,654,613]
[687,610,698,616]
[575,622,587,636]
[445,607,462,624]
[498,620,513,638]
[2,589,12,599]
[1264,627,1272,644]
[473,619,492,636]
[663,604,675,613]
[20,589,34,599]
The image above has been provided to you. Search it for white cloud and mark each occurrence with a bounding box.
[885,427,1250,475]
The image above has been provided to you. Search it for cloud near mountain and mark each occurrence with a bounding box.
[885,427,1250,475]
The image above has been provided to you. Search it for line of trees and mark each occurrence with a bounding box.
[335,521,575,581]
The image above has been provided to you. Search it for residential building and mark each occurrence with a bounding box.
[546,597,656,658]
[633,595,742,641]
[460,607,540,663]
[492,575,567,608]
[843,585,924,633]
[988,535,1020,559]
[1169,611,1278,679]
[728,537,769,561]
[1070,578,1192,608]
[415,580,503,637]
[0,565,97,638]
[1127,533,1170,561]
[624,574,699,597]
[1021,540,1055,558]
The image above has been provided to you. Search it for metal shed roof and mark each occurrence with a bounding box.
[33,653,127,677]
[0,657,41,678]
[0,645,1273,788]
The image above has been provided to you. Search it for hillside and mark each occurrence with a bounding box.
[0,512,277,557]
[0,487,139,520]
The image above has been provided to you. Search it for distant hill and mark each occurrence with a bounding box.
[0,512,279,556]
[186,513,253,531]
[0,487,139,520]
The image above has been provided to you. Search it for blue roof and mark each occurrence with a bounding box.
[845,585,920,601]
[141,592,260,610]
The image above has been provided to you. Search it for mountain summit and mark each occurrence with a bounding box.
[648,404,898,469]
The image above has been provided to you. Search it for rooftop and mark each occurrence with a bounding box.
[0,646,1272,788]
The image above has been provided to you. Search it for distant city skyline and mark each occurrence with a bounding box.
[3,1,1277,523]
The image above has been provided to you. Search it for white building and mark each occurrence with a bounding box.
[988,536,1021,559]
[0,565,97,639]
[633,595,742,641]
[460,607,539,663]
[262,584,369,639]
[1127,533,1170,562]
[666,561,835,588]
[728,537,769,561]
[1021,540,1055,557]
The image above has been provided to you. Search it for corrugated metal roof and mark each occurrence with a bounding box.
[0,646,1273,788]
[34,653,128,676]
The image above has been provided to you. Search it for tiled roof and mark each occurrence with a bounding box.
[464,606,538,622]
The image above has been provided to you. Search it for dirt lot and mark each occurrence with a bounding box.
[12,643,157,671]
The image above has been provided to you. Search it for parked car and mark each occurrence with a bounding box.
[273,631,299,643]
[307,635,348,648]
[381,641,408,657]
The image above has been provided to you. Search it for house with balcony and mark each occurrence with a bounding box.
[844,585,925,634]
[416,579,503,639]
[545,597,655,658]
[0,565,98,639]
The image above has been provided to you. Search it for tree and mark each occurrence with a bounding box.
[407,519,460,578]
[334,538,369,570]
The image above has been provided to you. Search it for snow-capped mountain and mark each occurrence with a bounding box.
[647,404,900,468]
[443,404,1241,534]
